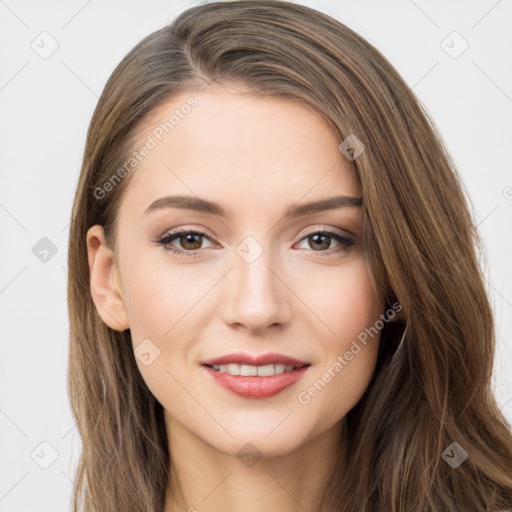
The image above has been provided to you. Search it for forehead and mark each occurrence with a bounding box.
[119,85,360,218]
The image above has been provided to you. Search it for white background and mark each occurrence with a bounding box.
[1,0,511,510]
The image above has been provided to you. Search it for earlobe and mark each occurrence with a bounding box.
[86,225,130,331]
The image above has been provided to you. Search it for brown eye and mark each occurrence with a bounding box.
[156,230,214,256]
[295,229,355,255]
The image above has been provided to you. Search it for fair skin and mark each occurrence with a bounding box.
[87,83,390,512]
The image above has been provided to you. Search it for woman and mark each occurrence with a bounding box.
[66,1,512,510]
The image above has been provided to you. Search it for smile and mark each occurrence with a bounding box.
[201,354,311,399]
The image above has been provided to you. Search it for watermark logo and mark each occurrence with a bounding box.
[442,442,468,468]
[134,338,161,366]
[338,134,366,161]
[236,442,262,468]
[32,237,58,263]
[440,31,469,60]
[31,31,59,59]
[31,441,59,469]
[235,236,264,264]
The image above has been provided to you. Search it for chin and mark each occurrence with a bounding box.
[203,417,315,460]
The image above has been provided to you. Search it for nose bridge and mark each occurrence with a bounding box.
[222,235,290,331]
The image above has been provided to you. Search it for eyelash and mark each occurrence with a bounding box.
[154,228,355,258]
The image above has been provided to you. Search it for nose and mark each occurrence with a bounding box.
[221,245,292,333]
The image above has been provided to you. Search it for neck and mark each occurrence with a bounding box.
[163,414,345,512]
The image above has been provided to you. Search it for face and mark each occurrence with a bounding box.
[88,83,386,458]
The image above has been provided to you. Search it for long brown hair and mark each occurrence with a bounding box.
[66,1,512,510]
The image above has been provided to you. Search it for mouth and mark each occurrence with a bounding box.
[201,352,311,399]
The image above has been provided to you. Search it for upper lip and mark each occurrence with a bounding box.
[202,352,310,368]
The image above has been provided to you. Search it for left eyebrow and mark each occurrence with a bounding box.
[143,194,363,218]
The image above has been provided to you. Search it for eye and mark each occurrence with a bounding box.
[155,230,214,257]
[295,229,355,256]
[155,227,355,257]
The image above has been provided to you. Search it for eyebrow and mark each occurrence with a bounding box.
[144,194,362,218]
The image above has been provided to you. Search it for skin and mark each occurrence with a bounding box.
[87,83,391,512]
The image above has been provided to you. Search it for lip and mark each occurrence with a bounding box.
[201,352,311,399]
[202,365,310,399]
[201,352,309,368]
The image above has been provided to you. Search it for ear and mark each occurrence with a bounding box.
[86,225,130,331]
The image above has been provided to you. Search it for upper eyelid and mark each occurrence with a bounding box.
[300,225,354,239]
[160,228,215,243]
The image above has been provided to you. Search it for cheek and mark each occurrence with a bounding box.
[120,252,199,410]
[296,259,383,416]
[297,257,383,342]
[120,247,204,341]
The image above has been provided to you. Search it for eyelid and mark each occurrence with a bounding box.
[156,224,213,238]
[297,225,354,241]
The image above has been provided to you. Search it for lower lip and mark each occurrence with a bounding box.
[202,365,310,399]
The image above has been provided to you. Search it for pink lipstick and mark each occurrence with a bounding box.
[201,352,311,399]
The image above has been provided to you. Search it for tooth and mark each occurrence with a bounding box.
[274,364,285,374]
[240,364,258,376]
[214,363,297,376]
[226,363,241,376]
[257,364,275,377]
